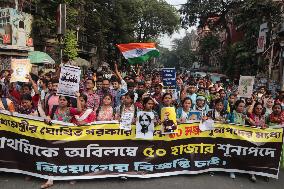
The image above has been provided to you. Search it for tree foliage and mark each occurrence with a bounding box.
[180,0,242,42]
[158,32,197,69]
[172,32,197,68]
[220,0,282,77]
[63,30,78,60]
[29,0,179,63]
[180,0,283,77]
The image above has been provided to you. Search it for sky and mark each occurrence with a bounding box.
[159,0,194,49]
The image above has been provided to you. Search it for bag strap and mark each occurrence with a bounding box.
[45,94,53,114]
[50,105,58,119]
[1,97,8,110]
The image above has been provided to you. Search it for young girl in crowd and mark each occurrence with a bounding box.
[176,97,193,123]
[115,91,136,122]
[226,99,250,179]
[206,99,227,123]
[141,97,159,125]
[267,103,284,126]
[157,93,175,117]
[41,94,81,188]
[73,93,96,125]
[18,94,45,117]
[246,102,267,182]
[96,93,114,121]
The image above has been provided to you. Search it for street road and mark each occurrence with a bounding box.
[0,171,283,189]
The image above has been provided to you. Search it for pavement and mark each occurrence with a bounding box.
[0,171,283,189]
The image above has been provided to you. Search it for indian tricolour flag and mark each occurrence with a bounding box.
[117,43,160,64]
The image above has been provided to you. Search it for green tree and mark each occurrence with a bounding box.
[180,0,242,43]
[63,30,78,60]
[221,0,282,77]
[158,47,179,68]
[134,0,180,41]
[172,32,197,69]
[84,0,179,63]
[30,0,179,64]
[198,34,220,66]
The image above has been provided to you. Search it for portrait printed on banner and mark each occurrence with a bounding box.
[161,107,178,134]
[136,111,155,139]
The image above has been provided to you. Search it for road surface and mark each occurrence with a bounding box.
[0,171,283,189]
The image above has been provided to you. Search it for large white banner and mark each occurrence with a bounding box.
[57,65,81,97]
[238,76,255,98]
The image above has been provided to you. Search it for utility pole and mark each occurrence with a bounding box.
[280,45,284,91]
[269,42,274,79]
[15,0,18,10]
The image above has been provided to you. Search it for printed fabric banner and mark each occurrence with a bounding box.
[58,65,81,97]
[238,76,255,98]
[10,59,32,82]
[162,68,176,89]
[0,111,283,180]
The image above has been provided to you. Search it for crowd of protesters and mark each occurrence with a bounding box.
[0,59,284,188]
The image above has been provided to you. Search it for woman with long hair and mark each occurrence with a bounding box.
[96,93,114,121]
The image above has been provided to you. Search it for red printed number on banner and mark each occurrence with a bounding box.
[169,128,183,139]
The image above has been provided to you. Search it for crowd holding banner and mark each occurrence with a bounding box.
[0,43,283,188]
[0,111,282,181]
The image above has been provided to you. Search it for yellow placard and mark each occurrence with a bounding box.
[161,107,178,134]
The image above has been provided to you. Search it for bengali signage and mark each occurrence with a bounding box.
[0,111,282,180]
[162,68,176,89]
[57,65,81,97]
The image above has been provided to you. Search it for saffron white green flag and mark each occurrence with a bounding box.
[117,43,160,64]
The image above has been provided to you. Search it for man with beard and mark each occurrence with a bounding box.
[96,78,116,106]
[138,113,152,135]
[44,78,59,115]
[162,111,177,133]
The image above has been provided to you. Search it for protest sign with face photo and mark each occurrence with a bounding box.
[161,107,178,134]
[10,59,32,82]
[136,111,155,139]
[187,111,202,123]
